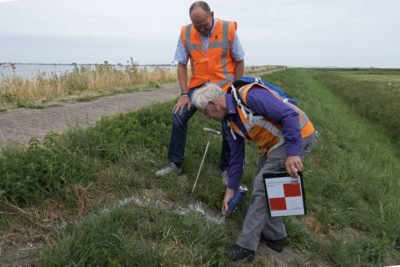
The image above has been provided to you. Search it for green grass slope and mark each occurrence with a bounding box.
[1,69,399,266]
[268,69,400,266]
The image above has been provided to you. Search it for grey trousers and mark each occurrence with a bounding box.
[236,133,316,251]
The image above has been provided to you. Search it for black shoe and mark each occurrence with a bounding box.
[229,244,255,262]
[260,235,287,253]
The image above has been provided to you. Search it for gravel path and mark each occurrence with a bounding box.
[0,84,179,147]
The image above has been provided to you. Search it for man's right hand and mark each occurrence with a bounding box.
[173,95,191,114]
[221,188,235,216]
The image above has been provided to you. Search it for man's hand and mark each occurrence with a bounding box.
[173,95,190,114]
[221,188,235,215]
[285,156,303,178]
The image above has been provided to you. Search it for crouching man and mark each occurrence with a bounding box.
[191,82,316,262]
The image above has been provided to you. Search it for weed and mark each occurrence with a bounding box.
[0,133,98,206]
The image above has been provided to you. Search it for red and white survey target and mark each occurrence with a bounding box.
[263,174,306,217]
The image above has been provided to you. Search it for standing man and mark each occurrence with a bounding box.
[191,83,316,262]
[155,1,245,180]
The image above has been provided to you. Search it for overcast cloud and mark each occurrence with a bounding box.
[1,0,399,67]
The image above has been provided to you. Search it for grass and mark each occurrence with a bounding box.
[1,68,399,266]
[268,69,400,266]
[0,62,177,110]
[0,63,281,111]
[310,69,400,147]
[39,206,230,266]
[0,102,242,266]
[0,134,99,205]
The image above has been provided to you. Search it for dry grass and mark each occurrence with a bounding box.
[245,65,286,74]
[0,62,283,110]
[0,61,177,110]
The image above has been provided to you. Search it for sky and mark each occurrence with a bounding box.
[0,0,399,67]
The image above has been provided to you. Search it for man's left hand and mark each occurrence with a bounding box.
[285,156,303,178]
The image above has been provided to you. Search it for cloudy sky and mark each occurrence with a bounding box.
[1,0,399,67]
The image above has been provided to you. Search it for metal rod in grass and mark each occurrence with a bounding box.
[190,128,222,198]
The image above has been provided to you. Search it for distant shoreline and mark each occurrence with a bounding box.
[0,62,178,67]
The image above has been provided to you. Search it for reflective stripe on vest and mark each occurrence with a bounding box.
[181,19,236,91]
[230,83,314,156]
[240,83,312,131]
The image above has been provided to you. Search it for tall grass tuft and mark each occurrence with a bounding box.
[0,133,98,206]
[39,206,230,266]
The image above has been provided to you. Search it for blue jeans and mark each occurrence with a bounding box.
[167,88,230,171]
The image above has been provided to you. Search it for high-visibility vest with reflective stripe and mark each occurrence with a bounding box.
[229,83,315,156]
[181,19,237,91]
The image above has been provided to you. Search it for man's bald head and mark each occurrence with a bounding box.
[189,1,214,36]
[189,1,211,15]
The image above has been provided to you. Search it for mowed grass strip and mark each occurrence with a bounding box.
[311,69,400,147]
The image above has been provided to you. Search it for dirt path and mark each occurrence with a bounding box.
[0,84,180,147]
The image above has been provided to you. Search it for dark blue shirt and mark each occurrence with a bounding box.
[225,87,302,190]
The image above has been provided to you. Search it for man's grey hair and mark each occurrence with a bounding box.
[191,83,225,110]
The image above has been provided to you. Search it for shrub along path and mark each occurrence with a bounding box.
[0,84,179,146]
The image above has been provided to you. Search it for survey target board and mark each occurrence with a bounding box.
[263,172,306,217]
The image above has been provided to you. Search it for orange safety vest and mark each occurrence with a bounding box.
[229,83,315,156]
[181,19,237,91]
